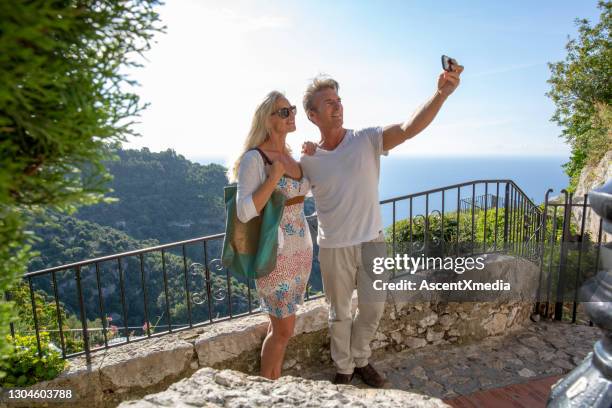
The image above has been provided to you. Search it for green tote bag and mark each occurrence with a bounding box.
[221,184,286,280]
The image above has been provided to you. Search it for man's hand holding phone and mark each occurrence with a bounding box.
[438,55,464,97]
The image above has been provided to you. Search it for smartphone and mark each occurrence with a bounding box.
[441,55,454,72]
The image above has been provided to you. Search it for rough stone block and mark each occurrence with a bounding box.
[117,367,449,407]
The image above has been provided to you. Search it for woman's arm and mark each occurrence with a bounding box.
[252,161,284,212]
[236,152,284,223]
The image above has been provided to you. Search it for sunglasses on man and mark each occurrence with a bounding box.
[271,105,297,119]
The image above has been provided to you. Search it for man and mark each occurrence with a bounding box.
[300,62,463,387]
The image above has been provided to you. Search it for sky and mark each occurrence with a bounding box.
[124,0,603,165]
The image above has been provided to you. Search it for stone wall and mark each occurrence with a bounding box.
[2,254,538,408]
[370,253,538,353]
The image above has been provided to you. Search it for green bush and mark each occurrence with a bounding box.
[0,0,162,379]
[0,332,66,387]
[547,1,611,190]
[386,209,511,257]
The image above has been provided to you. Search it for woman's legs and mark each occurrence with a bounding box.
[260,313,296,379]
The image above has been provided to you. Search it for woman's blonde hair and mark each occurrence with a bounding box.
[228,90,289,182]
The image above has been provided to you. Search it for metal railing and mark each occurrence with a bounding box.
[9,179,602,363]
[10,232,328,362]
[534,189,607,324]
[380,179,542,264]
[17,234,226,360]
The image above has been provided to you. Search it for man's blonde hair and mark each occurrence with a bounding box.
[303,75,339,113]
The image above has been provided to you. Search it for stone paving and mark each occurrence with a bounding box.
[293,321,601,400]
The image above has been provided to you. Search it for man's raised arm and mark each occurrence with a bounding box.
[382,64,463,151]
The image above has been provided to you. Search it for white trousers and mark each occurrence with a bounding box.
[318,234,387,374]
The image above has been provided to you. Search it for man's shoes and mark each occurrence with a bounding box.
[333,372,354,385]
[354,363,385,388]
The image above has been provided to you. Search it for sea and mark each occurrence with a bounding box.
[376,155,568,227]
[378,155,568,204]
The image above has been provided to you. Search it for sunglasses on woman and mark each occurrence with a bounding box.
[271,105,297,119]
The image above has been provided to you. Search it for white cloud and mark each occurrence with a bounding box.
[216,8,291,32]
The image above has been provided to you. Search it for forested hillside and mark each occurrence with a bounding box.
[28,210,159,271]
[75,148,228,243]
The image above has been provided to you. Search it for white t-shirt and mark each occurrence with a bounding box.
[300,127,387,248]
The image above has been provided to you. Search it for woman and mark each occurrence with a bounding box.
[229,91,312,380]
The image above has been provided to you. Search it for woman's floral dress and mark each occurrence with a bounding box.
[255,176,312,319]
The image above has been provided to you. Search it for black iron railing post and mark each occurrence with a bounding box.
[572,194,588,323]
[139,254,151,337]
[545,206,560,318]
[503,183,510,251]
[52,270,67,357]
[182,245,193,328]
[27,277,42,358]
[483,183,488,253]
[494,182,500,251]
[392,201,396,257]
[226,266,233,318]
[470,184,475,255]
[520,191,526,254]
[408,197,413,255]
[94,263,108,349]
[455,188,460,256]
[75,266,91,363]
[161,248,172,332]
[535,189,553,317]
[246,280,253,314]
[441,190,445,257]
[202,241,213,323]
[5,290,16,342]
[554,190,571,321]
[425,194,430,255]
[511,187,518,254]
[117,258,130,342]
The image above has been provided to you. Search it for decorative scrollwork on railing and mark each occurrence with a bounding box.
[191,292,206,305]
[212,287,227,302]
[429,210,443,248]
[410,214,427,253]
[188,262,207,305]
[208,258,224,273]
[188,262,204,277]
[209,258,227,302]
[189,259,227,305]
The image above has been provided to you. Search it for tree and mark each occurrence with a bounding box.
[0,0,163,379]
[547,1,612,191]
